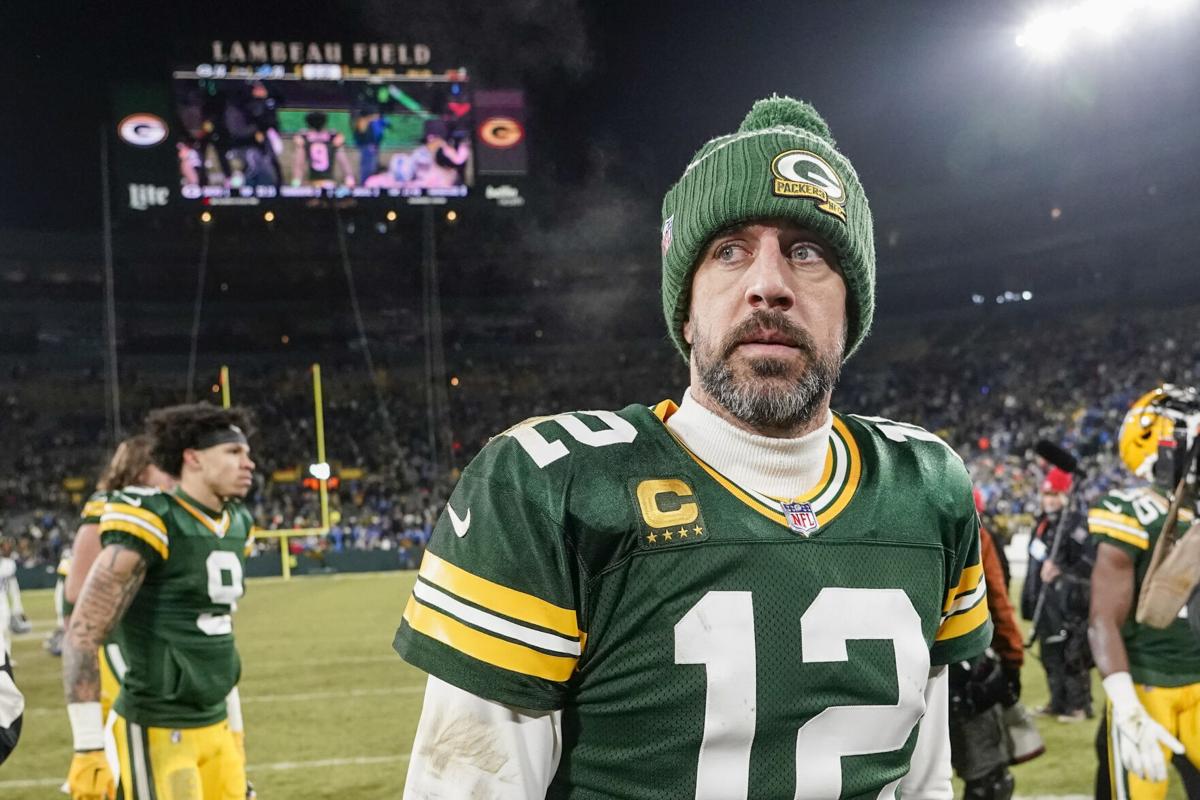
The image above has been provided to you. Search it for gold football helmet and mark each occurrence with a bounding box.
[1118,384,1200,483]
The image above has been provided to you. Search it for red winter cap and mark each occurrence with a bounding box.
[1041,467,1073,494]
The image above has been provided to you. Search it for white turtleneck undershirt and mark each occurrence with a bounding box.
[665,389,832,499]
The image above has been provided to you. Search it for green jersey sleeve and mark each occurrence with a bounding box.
[930,508,992,665]
[98,489,170,567]
[1088,492,1151,559]
[80,490,108,525]
[394,436,584,711]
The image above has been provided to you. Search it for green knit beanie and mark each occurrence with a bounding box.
[660,95,875,362]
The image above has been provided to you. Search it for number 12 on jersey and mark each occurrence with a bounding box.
[675,588,929,799]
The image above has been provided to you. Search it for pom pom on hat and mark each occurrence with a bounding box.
[738,95,834,144]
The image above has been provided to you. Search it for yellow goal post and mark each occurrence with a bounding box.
[220,363,331,580]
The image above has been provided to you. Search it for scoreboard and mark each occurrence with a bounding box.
[112,41,528,214]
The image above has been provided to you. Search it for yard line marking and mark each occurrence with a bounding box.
[240,686,425,703]
[0,777,66,789]
[248,753,411,772]
[24,685,424,716]
[0,755,413,789]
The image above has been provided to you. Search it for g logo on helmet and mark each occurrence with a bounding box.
[770,149,846,223]
[118,114,169,147]
[478,117,523,149]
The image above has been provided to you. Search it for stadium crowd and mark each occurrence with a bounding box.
[2,301,1198,571]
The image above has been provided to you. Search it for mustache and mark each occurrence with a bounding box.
[719,310,816,360]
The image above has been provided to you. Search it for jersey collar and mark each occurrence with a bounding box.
[650,400,862,532]
[172,489,232,538]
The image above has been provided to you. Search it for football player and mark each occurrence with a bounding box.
[291,111,354,189]
[395,96,992,798]
[62,435,175,715]
[63,404,256,800]
[1089,385,1200,798]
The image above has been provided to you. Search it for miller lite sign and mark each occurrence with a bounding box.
[781,501,819,536]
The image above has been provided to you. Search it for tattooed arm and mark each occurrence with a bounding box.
[62,544,147,798]
[63,544,146,704]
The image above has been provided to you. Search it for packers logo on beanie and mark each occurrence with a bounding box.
[660,95,876,362]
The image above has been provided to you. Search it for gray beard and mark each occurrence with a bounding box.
[694,314,843,433]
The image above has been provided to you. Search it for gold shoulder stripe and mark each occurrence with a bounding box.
[943,562,984,614]
[403,596,576,681]
[1088,509,1143,532]
[419,551,580,638]
[102,520,169,559]
[102,503,167,535]
[936,595,989,641]
[1091,524,1150,550]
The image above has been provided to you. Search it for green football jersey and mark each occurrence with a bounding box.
[394,401,991,799]
[99,486,252,727]
[1088,487,1200,687]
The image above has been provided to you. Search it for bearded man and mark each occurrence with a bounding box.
[393,96,991,800]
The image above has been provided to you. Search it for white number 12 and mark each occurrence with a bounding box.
[674,588,929,800]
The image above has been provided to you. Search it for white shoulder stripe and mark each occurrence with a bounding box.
[942,576,988,621]
[101,512,170,547]
[412,580,582,657]
[1087,517,1149,539]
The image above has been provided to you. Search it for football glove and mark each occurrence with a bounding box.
[67,750,114,800]
[1103,672,1184,782]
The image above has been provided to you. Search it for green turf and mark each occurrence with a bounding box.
[1,574,1190,797]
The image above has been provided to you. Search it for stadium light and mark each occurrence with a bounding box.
[1016,0,1194,56]
[1016,10,1071,58]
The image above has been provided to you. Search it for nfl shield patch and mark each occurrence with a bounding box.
[781,501,819,536]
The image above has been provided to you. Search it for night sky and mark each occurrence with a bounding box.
[5,0,1200,253]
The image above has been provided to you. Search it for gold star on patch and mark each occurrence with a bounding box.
[693,525,704,536]
[662,530,673,541]
[646,532,658,544]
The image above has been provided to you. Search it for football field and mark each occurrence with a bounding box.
[1,571,1187,798]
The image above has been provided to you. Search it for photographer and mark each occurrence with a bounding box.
[1022,467,1094,722]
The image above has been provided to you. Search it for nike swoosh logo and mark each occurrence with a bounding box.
[448,504,471,538]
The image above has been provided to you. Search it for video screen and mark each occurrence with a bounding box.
[171,70,472,200]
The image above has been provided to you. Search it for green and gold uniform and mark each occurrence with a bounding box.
[395,402,992,799]
[99,487,252,800]
[1089,487,1200,799]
